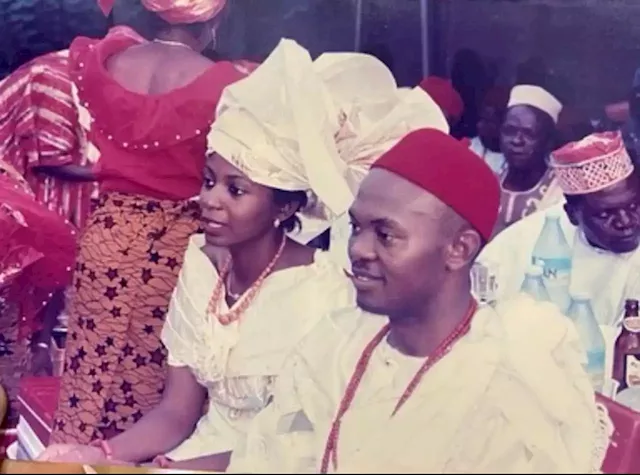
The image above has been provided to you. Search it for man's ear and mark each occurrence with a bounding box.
[445,228,482,272]
[564,201,579,227]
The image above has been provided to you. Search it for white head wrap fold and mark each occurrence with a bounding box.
[207,38,449,241]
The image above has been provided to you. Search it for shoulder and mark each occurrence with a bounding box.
[295,250,356,305]
[480,295,596,421]
[482,201,561,257]
[291,304,384,369]
[180,234,218,284]
[473,296,600,472]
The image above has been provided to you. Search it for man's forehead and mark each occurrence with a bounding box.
[505,106,540,128]
[351,169,443,219]
[585,175,640,207]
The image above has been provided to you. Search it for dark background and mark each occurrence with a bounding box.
[2,0,640,115]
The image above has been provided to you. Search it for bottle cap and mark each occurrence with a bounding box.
[525,265,544,277]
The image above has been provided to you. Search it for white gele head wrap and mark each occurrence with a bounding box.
[206,38,449,241]
[507,84,563,124]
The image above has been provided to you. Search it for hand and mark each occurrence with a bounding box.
[31,346,53,376]
[37,444,108,464]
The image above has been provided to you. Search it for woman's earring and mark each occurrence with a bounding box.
[274,218,281,229]
[211,29,218,50]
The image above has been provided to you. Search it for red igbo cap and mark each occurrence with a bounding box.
[372,129,500,241]
[418,76,464,121]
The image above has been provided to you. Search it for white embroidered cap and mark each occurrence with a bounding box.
[551,131,634,196]
[508,84,563,124]
[207,38,449,242]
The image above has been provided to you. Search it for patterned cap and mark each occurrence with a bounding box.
[550,131,634,195]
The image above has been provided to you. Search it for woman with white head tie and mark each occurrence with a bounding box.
[40,38,448,471]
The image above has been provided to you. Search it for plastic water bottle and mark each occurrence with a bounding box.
[531,209,572,313]
[520,265,551,302]
[566,294,606,392]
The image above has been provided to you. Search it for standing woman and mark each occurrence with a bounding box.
[48,0,246,445]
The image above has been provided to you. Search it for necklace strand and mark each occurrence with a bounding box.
[153,39,192,49]
[207,234,287,326]
[320,299,478,473]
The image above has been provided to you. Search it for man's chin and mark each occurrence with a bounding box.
[356,295,389,316]
[610,237,640,255]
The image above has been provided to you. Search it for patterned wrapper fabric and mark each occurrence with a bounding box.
[0,50,96,229]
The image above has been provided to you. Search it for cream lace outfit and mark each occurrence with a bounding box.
[161,234,353,459]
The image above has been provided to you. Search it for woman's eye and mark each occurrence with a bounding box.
[229,185,245,197]
[203,178,215,190]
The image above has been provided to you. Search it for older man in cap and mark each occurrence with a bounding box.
[496,84,565,234]
[481,131,640,327]
[227,128,602,473]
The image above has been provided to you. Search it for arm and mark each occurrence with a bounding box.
[106,365,207,463]
[32,164,98,182]
[30,290,65,376]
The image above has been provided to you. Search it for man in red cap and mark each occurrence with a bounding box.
[481,131,640,328]
[227,129,601,473]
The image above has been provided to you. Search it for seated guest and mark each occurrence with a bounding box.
[418,76,464,128]
[227,129,604,473]
[38,39,448,471]
[0,161,76,428]
[480,131,640,326]
[496,84,565,234]
[469,87,509,174]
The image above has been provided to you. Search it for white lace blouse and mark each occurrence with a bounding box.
[160,234,354,460]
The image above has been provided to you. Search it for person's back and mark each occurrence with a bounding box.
[48,0,250,446]
[105,42,213,96]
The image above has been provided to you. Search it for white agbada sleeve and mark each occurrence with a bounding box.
[228,352,321,474]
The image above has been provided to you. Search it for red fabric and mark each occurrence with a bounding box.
[18,376,61,445]
[97,0,115,15]
[68,33,246,201]
[418,76,464,122]
[372,129,500,241]
[596,392,640,474]
[0,167,77,336]
[141,0,227,24]
[553,131,625,166]
[0,49,95,229]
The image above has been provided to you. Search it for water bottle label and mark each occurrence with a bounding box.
[623,317,640,333]
[532,257,572,282]
[626,354,640,388]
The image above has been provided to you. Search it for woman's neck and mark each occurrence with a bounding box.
[502,161,548,192]
[228,231,285,289]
